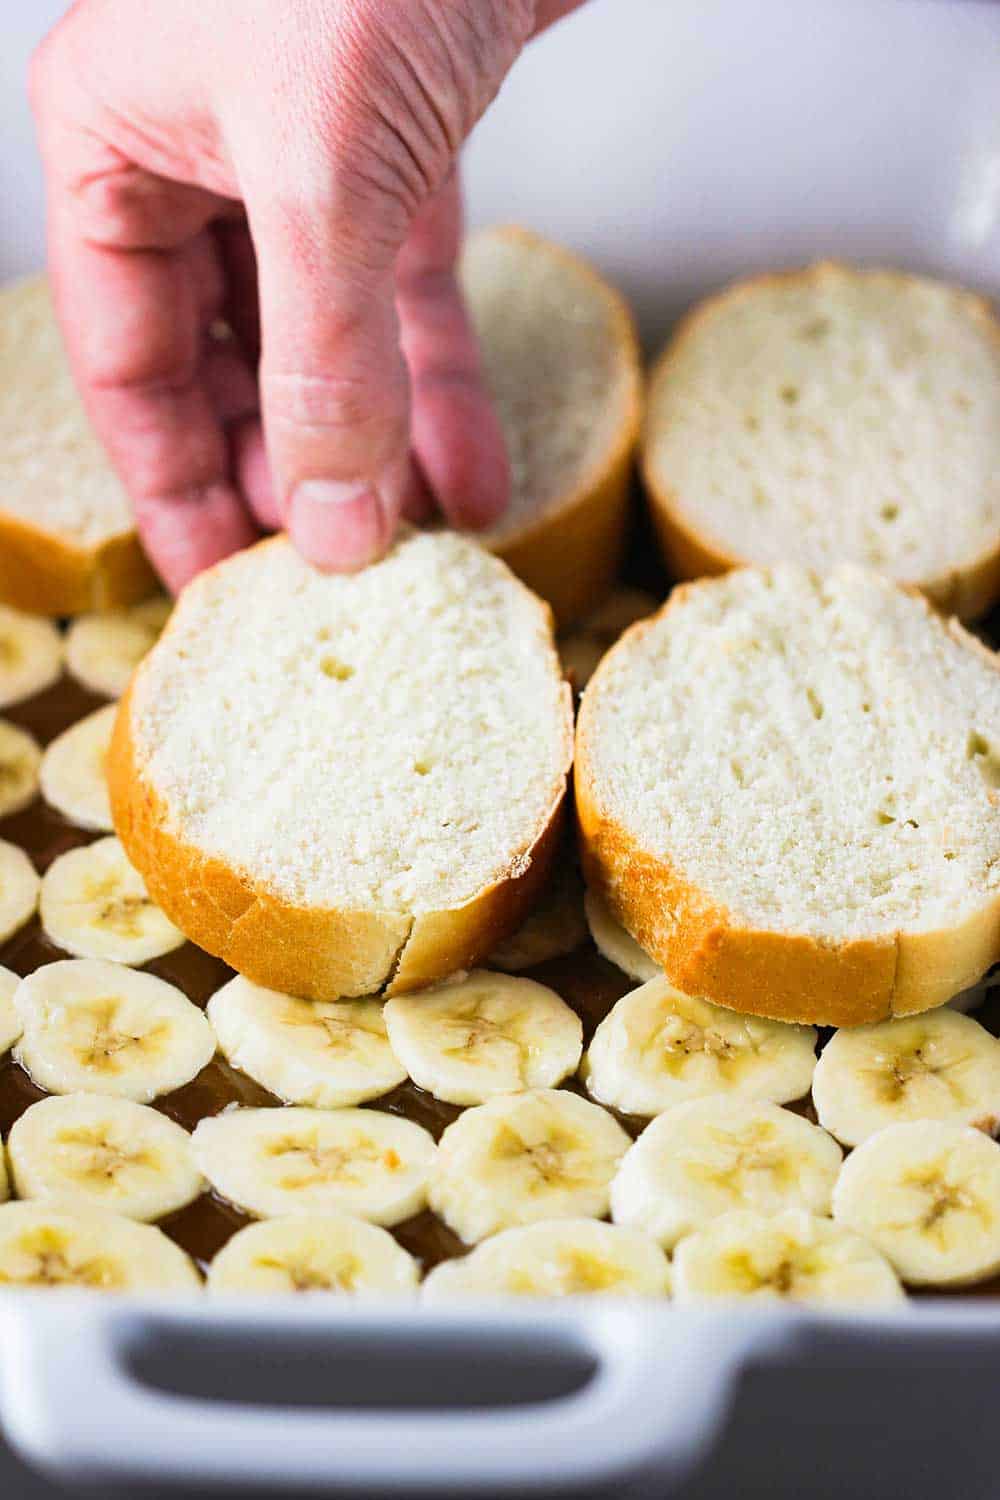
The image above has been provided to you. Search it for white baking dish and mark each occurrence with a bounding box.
[2,1,1000,1495]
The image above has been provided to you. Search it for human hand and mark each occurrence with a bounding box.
[30,0,582,590]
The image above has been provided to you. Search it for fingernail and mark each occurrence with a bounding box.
[288,480,386,571]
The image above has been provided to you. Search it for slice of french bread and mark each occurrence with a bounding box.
[576,566,1000,1027]
[109,531,573,999]
[461,226,642,627]
[642,262,1000,619]
[0,275,155,615]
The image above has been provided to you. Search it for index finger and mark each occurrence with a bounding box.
[44,178,257,592]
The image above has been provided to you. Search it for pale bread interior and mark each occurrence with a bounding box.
[128,531,569,914]
[645,264,1000,585]
[0,276,135,548]
[583,566,1000,941]
[460,228,635,545]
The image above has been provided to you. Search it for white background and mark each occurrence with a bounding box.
[2,0,1000,345]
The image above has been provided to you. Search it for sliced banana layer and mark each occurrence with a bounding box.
[429,1088,631,1244]
[423,1218,670,1301]
[0,838,40,944]
[0,606,63,709]
[488,862,587,971]
[8,1093,204,1221]
[192,1107,435,1227]
[65,596,172,699]
[611,1095,842,1250]
[39,703,117,831]
[14,959,216,1101]
[672,1208,904,1306]
[384,972,583,1107]
[583,976,817,1118]
[813,1009,1000,1147]
[0,1200,200,1291]
[207,976,406,1108]
[0,719,41,819]
[833,1120,1000,1287]
[583,889,660,982]
[208,1214,419,1296]
[0,963,21,1055]
[40,836,184,964]
[559,589,659,691]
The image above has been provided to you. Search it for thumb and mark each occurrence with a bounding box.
[248,193,413,570]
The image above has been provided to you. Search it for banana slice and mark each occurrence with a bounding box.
[208,1214,419,1296]
[611,1096,842,1250]
[813,1009,1000,1148]
[583,889,659,982]
[0,606,63,709]
[488,863,587,971]
[0,838,40,944]
[559,589,659,691]
[672,1208,904,1306]
[39,703,117,831]
[0,719,41,818]
[207,975,406,1108]
[0,1200,200,1291]
[192,1107,435,1226]
[832,1120,1000,1287]
[14,958,216,1101]
[8,1093,204,1221]
[428,1088,631,1244]
[65,595,172,698]
[423,1218,670,1301]
[583,976,817,1118]
[40,836,184,963]
[0,963,22,1055]
[383,972,583,1107]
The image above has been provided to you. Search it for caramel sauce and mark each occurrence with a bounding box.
[3,648,1000,1289]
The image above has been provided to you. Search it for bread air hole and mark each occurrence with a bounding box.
[799,318,830,341]
[880,503,900,522]
[806,688,824,721]
[320,656,354,681]
[413,761,432,777]
[780,385,799,405]
[967,731,1000,789]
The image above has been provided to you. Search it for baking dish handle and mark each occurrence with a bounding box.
[0,1296,792,1493]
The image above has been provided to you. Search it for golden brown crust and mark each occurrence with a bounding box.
[0,510,156,616]
[386,794,566,994]
[641,262,1000,620]
[109,656,573,1003]
[575,578,1000,1028]
[482,226,643,629]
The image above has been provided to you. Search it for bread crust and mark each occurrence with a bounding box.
[641,262,1000,621]
[576,579,1000,1028]
[478,227,643,629]
[0,510,156,616]
[108,554,574,1001]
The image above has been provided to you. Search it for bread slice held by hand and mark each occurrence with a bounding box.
[461,226,642,627]
[0,276,155,615]
[110,532,573,999]
[642,262,1000,619]
[576,566,1000,1027]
